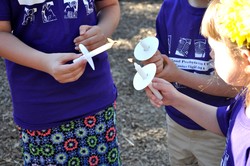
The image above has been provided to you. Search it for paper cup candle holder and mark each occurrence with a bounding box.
[133,37,163,100]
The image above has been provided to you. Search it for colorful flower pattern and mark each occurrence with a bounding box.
[19,104,121,165]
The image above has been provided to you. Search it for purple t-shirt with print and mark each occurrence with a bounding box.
[156,0,234,130]
[0,0,117,130]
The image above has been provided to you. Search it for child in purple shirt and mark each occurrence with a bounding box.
[143,0,240,165]
[146,0,250,165]
[0,0,121,165]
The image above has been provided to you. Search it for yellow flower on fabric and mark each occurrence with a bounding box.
[216,0,250,47]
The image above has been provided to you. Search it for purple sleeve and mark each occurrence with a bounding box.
[0,0,11,20]
[216,106,231,136]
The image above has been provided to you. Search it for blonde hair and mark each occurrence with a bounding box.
[201,0,250,49]
[201,0,237,48]
[201,0,250,105]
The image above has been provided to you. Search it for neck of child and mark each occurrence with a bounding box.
[188,0,210,8]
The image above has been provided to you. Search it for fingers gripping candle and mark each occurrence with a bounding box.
[133,62,163,100]
[73,38,116,70]
[133,36,163,100]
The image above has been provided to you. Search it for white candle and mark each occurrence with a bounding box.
[87,42,113,58]
[73,38,115,63]
[134,62,163,100]
[134,62,147,79]
[140,39,150,51]
[148,83,163,100]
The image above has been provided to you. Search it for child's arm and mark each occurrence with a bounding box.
[146,77,223,136]
[0,21,87,83]
[157,55,241,98]
[95,0,120,39]
[74,0,120,51]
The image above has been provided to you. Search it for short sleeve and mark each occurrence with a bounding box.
[217,106,230,136]
[0,0,11,20]
[216,94,244,137]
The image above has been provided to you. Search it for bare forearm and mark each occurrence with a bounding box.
[150,78,223,135]
[96,1,120,38]
[173,92,223,135]
[0,32,49,73]
[175,69,240,97]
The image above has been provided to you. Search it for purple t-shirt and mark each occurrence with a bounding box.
[0,0,117,130]
[217,95,250,165]
[156,0,234,130]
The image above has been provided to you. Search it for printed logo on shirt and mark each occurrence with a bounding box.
[175,38,191,57]
[18,0,46,6]
[169,57,213,72]
[20,0,94,26]
[194,39,206,58]
[175,37,208,59]
[168,35,172,54]
[170,58,213,90]
[83,0,94,15]
[41,2,57,23]
[22,7,37,25]
[64,0,78,19]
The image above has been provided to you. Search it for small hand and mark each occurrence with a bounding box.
[74,25,107,51]
[46,53,87,83]
[145,77,178,107]
[156,55,180,82]
[142,50,164,74]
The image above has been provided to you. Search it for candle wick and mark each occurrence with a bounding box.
[134,62,147,80]
[141,73,148,80]
[140,40,150,51]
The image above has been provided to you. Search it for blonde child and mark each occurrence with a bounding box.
[146,0,250,165]
[143,0,240,165]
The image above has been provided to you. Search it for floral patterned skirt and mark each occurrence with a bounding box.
[18,104,121,166]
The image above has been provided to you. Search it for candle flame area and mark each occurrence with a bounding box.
[127,58,134,63]
[107,38,120,45]
[107,38,115,43]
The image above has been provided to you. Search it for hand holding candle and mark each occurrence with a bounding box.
[73,38,116,70]
[132,36,163,100]
[133,62,163,100]
[134,62,147,79]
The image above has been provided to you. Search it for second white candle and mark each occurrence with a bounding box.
[134,62,163,100]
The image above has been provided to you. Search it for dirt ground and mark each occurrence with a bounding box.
[0,1,170,165]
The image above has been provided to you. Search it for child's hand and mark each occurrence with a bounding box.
[45,53,87,83]
[74,25,107,52]
[156,55,181,82]
[145,77,178,107]
[142,50,164,74]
